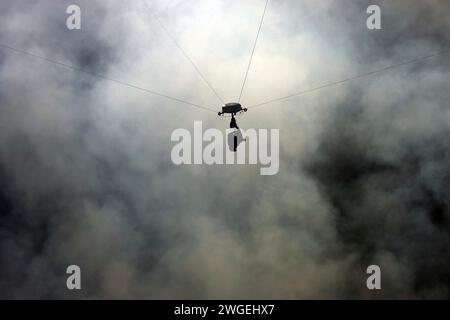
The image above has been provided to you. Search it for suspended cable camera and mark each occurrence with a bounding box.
[218,102,248,130]
[218,102,248,116]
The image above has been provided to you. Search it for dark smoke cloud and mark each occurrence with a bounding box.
[303,0,450,298]
[0,0,449,299]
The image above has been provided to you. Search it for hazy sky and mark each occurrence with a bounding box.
[0,0,449,299]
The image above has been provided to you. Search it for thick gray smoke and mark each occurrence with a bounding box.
[0,0,449,299]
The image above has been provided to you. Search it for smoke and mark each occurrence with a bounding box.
[303,0,450,298]
[0,0,449,299]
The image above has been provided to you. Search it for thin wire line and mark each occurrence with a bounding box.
[0,43,216,113]
[238,0,270,103]
[249,48,450,109]
[142,0,225,105]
